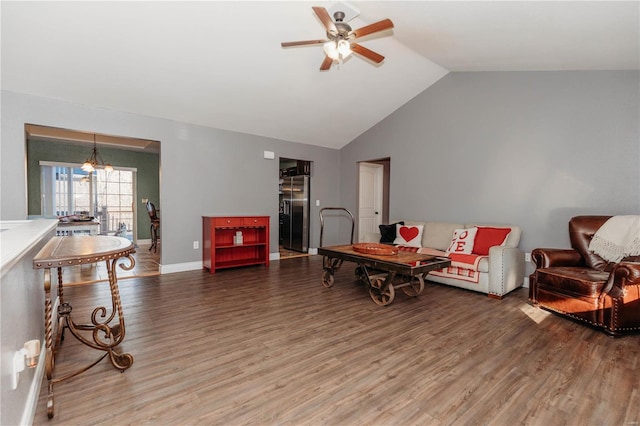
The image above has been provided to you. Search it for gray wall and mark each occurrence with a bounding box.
[26,139,160,240]
[1,90,342,266]
[4,72,638,265]
[340,71,640,275]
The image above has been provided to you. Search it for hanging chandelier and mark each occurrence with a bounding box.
[81,134,113,173]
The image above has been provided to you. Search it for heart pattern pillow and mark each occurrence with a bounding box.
[393,224,424,248]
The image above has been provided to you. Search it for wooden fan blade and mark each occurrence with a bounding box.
[281,39,327,48]
[351,18,394,39]
[351,43,385,64]
[312,6,337,34]
[320,55,333,71]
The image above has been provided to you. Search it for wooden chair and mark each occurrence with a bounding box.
[146,201,160,253]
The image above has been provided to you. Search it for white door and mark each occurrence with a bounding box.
[358,162,383,242]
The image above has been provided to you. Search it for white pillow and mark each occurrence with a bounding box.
[446,228,478,254]
[393,224,424,248]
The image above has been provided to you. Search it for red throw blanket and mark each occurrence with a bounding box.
[430,252,485,283]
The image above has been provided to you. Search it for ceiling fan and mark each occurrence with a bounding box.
[281,6,394,71]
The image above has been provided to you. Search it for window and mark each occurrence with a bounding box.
[97,169,134,233]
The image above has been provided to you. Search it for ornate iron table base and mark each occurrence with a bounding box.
[34,236,136,419]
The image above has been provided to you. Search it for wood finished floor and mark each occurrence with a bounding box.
[34,256,640,425]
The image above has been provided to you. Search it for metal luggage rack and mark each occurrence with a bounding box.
[319,207,355,248]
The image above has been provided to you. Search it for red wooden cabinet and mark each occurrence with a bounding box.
[202,216,270,274]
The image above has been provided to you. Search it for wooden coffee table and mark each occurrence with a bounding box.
[318,244,451,306]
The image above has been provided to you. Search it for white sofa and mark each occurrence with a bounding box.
[364,220,526,298]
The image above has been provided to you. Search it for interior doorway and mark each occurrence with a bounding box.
[26,124,159,240]
[358,158,390,242]
[279,157,312,259]
[25,124,161,277]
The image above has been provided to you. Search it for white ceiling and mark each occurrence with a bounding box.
[2,1,638,149]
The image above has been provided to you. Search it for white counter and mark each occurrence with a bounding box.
[0,219,58,278]
[0,218,57,425]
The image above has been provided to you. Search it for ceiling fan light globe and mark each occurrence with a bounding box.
[323,41,339,60]
[337,40,352,58]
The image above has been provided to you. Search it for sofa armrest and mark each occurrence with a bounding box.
[531,248,583,269]
[487,246,525,297]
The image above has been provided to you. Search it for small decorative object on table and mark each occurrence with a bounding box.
[352,242,399,256]
[233,230,243,245]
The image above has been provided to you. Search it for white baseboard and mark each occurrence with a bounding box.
[22,297,59,425]
[21,340,47,426]
[159,261,202,274]
[160,256,285,273]
[136,238,152,245]
[523,277,530,288]
[270,249,317,260]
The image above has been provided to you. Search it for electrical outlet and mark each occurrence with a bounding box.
[193,241,199,250]
[12,350,26,390]
[525,252,531,263]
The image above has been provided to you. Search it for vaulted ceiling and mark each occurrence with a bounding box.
[2,1,638,149]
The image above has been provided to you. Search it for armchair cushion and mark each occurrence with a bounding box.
[535,267,609,297]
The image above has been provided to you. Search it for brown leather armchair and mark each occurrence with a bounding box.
[529,216,640,337]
